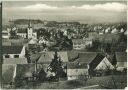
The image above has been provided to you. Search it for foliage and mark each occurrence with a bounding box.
[48,51,66,79]
[37,68,47,82]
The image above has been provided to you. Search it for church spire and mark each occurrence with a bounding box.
[28,19,32,28]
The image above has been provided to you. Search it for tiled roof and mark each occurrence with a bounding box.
[30,53,42,63]
[38,51,68,63]
[17,28,27,33]
[67,62,88,69]
[116,52,127,62]
[67,50,79,61]
[89,53,105,70]
[77,52,98,63]
[2,45,23,54]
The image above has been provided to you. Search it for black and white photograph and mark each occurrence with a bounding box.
[0,0,127,89]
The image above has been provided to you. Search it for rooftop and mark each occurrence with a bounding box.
[2,45,24,54]
[67,62,88,69]
[38,51,68,63]
[17,28,27,33]
[116,52,127,62]
[77,52,98,63]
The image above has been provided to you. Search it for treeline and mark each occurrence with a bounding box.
[13,19,43,25]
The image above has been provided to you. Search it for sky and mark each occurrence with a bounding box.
[2,1,127,24]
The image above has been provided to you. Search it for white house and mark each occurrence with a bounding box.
[105,27,110,33]
[111,28,118,34]
[3,45,27,64]
[120,28,124,33]
[67,62,89,80]
[67,52,114,78]
[2,30,9,39]
[17,28,27,38]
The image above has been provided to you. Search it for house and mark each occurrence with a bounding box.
[37,51,68,64]
[38,38,49,45]
[72,39,92,50]
[2,45,27,64]
[89,53,114,71]
[115,52,127,71]
[67,62,88,80]
[105,27,110,33]
[17,28,27,38]
[120,28,124,33]
[2,30,9,39]
[83,38,92,47]
[72,52,114,76]
[72,39,85,50]
[111,28,118,34]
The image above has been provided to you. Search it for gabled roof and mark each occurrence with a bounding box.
[67,62,88,69]
[2,45,23,54]
[3,58,28,64]
[38,51,68,63]
[17,28,27,33]
[77,52,98,63]
[89,53,105,70]
[67,50,79,61]
[116,52,127,62]
[31,53,42,63]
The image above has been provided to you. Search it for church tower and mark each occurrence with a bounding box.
[27,20,33,39]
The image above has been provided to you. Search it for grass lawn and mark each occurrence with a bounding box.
[86,74,127,89]
[14,74,127,89]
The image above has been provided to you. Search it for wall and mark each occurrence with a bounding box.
[67,69,88,80]
[95,57,114,70]
[3,46,26,59]
[116,62,127,71]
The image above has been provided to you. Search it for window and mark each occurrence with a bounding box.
[14,55,19,58]
[5,55,10,58]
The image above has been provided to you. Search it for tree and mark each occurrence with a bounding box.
[111,53,117,68]
[37,68,47,82]
[48,51,66,79]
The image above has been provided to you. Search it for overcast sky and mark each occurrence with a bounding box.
[3,1,127,24]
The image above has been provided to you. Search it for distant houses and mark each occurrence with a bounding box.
[72,39,92,50]
[3,21,37,40]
